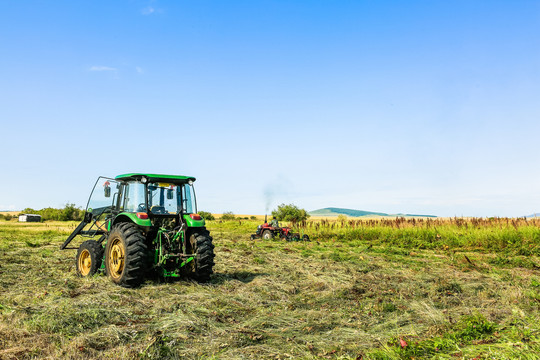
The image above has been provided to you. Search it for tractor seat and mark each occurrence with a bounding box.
[150,206,168,214]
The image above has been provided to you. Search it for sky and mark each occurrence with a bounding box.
[1,0,540,217]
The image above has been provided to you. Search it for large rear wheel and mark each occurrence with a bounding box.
[105,223,147,288]
[262,230,273,240]
[188,229,215,282]
[76,240,103,276]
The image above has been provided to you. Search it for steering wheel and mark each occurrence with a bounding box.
[137,203,147,212]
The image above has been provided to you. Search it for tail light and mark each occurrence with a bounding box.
[190,214,202,220]
[136,212,149,219]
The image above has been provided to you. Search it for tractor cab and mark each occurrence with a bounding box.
[115,173,198,216]
[79,174,202,234]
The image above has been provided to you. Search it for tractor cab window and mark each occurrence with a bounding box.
[122,182,146,213]
[181,184,197,214]
[148,183,179,215]
[87,177,120,216]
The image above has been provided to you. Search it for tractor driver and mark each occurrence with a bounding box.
[270,216,279,228]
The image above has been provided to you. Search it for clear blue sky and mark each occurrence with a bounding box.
[1,0,539,217]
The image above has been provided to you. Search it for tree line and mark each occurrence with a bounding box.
[2,203,310,223]
[18,203,85,221]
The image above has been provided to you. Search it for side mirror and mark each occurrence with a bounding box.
[103,181,112,198]
[167,189,174,200]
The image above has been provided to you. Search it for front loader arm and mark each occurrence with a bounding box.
[60,218,89,250]
[60,211,96,250]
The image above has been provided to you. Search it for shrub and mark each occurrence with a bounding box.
[250,216,257,220]
[198,211,215,221]
[221,211,236,221]
[271,203,310,222]
[4,214,12,221]
[19,204,84,221]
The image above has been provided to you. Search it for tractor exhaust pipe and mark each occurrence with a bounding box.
[265,214,267,224]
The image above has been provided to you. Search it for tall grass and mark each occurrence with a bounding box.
[294,217,540,254]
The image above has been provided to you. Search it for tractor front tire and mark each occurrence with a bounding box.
[105,223,147,288]
[76,240,104,277]
[262,230,274,240]
[188,230,215,282]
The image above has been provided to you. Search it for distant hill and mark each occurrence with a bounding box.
[525,213,540,218]
[309,207,437,218]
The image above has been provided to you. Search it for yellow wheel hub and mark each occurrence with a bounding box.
[108,239,125,279]
[78,249,92,276]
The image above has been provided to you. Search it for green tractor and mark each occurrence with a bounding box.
[61,173,215,287]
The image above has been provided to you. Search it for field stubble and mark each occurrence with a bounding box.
[0,218,539,359]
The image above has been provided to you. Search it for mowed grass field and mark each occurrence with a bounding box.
[1,218,540,359]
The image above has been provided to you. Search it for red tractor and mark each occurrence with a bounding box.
[250,215,309,241]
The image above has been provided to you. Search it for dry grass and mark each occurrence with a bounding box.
[0,219,539,359]
[0,212,19,216]
[212,214,266,220]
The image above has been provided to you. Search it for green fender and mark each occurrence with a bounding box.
[183,214,205,227]
[113,212,152,228]
[111,213,203,228]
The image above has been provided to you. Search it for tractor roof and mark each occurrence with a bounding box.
[115,173,196,184]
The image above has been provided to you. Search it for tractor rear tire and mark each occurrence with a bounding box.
[188,229,215,282]
[105,222,147,288]
[76,240,104,277]
[262,230,273,240]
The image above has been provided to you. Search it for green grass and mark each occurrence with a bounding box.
[0,218,539,359]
